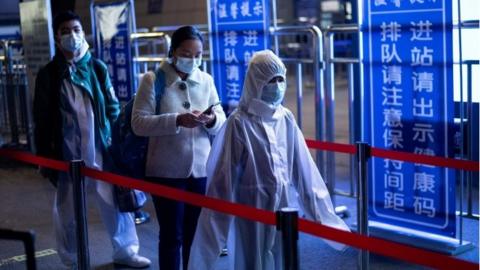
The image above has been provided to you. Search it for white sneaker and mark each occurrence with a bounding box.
[114,254,151,268]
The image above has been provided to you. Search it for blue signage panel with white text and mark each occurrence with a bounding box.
[362,0,455,237]
[209,0,270,113]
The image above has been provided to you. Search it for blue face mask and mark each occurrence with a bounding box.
[175,56,202,74]
[260,81,286,106]
[60,32,84,52]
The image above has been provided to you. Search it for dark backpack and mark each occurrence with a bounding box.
[109,68,166,179]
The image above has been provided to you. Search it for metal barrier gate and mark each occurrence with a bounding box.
[0,39,32,151]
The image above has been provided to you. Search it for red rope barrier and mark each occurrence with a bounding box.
[305,139,479,172]
[0,149,478,269]
[305,139,356,154]
[371,147,479,172]
[298,219,477,270]
[81,167,277,226]
[0,149,68,172]
[82,166,477,270]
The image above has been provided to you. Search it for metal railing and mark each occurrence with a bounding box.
[130,31,171,89]
[270,25,326,178]
[0,39,32,150]
[323,24,361,204]
[454,20,480,221]
[453,19,480,250]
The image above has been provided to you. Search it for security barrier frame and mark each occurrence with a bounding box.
[0,39,33,151]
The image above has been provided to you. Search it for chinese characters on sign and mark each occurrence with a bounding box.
[363,0,455,236]
[93,1,134,102]
[209,0,270,112]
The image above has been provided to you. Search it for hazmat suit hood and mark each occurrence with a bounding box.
[239,50,287,113]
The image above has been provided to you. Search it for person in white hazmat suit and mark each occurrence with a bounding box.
[188,50,350,270]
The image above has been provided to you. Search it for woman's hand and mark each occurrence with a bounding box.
[176,111,205,128]
[197,111,216,128]
[176,110,216,128]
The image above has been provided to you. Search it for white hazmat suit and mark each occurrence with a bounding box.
[188,50,350,270]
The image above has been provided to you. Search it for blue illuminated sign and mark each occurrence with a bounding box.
[362,0,455,237]
[92,1,134,102]
[208,0,270,112]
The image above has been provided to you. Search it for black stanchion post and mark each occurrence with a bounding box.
[356,142,371,270]
[24,230,36,270]
[0,229,37,270]
[70,160,90,270]
[276,207,299,270]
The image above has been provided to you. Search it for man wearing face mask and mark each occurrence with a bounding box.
[33,11,150,269]
[188,50,350,270]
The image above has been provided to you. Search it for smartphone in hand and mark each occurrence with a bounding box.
[202,102,221,115]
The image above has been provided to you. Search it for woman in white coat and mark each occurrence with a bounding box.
[188,50,350,270]
[131,26,226,270]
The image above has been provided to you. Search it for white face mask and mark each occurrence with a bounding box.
[60,32,84,52]
[175,56,202,74]
[261,81,286,106]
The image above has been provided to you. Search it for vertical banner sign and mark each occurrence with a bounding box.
[208,0,270,113]
[92,1,134,102]
[363,0,455,237]
[19,0,55,97]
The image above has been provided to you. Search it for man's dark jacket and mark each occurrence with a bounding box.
[33,52,120,176]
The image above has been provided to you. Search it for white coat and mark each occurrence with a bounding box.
[131,61,226,178]
[188,50,350,270]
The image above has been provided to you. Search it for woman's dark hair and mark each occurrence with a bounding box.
[168,26,204,58]
[53,11,82,34]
